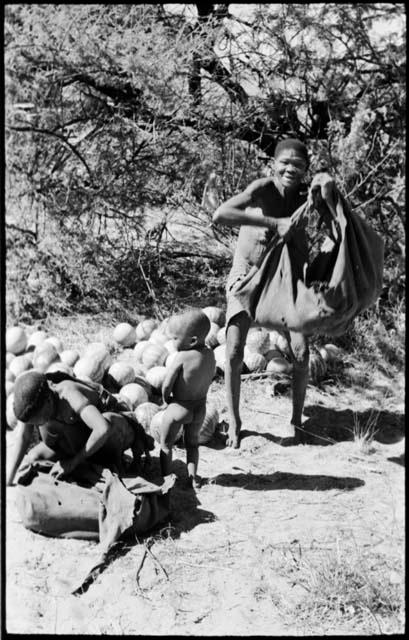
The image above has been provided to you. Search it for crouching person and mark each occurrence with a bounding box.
[6,370,154,485]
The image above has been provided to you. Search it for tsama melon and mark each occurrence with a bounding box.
[266,356,292,374]
[202,306,226,326]
[44,336,64,353]
[6,394,18,429]
[26,330,48,351]
[9,355,33,378]
[217,326,227,345]
[33,343,60,372]
[145,366,167,391]
[119,383,149,410]
[133,340,150,362]
[245,328,270,355]
[107,362,136,388]
[142,344,168,369]
[149,329,169,346]
[73,343,111,383]
[46,362,73,376]
[165,351,180,369]
[6,327,28,355]
[6,353,16,368]
[5,370,15,383]
[135,319,158,341]
[60,349,80,367]
[113,323,137,347]
[198,404,219,444]
[134,402,160,434]
[243,351,267,373]
[5,381,14,397]
[205,322,221,349]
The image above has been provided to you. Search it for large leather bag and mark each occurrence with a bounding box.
[232,184,384,336]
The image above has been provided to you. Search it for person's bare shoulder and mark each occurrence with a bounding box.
[244,176,275,195]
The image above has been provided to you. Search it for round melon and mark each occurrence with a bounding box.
[149,329,169,347]
[113,323,137,348]
[266,356,292,374]
[74,343,111,383]
[6,381,15,397]
[119,383,149,410]
[164,339,178,355]
[134,402,160,434]
[44,336,64,353]
[133,340,150,362]
[321,343,343,364]
[202,306,226,326]
[135,319,158,341]
[217,326,227,346]
[9,355,33,378]
[26,330,48,351]
[275,333,291,356]
[198,404,219,444]
[6,327,28,355]
[309,351,327,384]
[244,351,267,373]
[33,343,60,372]
[205,322,221,349]
[7,394,18,429]
[6,352,16,368]
[245,328,270,355]
[214,344,227,373]
[107,362,136,388]
[6,370,15,382]
[145,366,167,391]
[268,330,282,348]
[142,343,168,369]
[60,349,80,367]
[46,362,73,376]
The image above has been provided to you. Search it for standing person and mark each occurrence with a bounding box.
[6,370,154,485]
[159,309,216,489]
[212,138,337,448]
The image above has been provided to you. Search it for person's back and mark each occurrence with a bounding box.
[171,346,215,407]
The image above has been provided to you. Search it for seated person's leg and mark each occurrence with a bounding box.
[160,403,193,477]
[90,412,135,472]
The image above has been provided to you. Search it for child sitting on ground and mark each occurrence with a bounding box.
[6,370,154,485]
[159,309,216,489]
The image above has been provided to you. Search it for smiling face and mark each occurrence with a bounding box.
[273,149,308,191]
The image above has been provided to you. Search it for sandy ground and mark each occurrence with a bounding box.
[5,372,405,635]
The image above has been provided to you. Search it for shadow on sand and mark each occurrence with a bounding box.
[240,405,404,448]
[212,470,365,492]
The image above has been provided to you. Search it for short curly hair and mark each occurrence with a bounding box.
[13,371,51,422]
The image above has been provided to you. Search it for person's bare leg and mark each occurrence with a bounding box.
[225,312,251,448]
[288,331,309,439]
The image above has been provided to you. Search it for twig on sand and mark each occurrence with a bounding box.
[135,537,169,587]
[135,547,148,588]
[241,371,290,381]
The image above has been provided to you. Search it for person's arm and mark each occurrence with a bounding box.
[310,172,338,217]
[6,421,34,486]
[51,405,113,478]
[213,182,292,237]
[162,359,183,404]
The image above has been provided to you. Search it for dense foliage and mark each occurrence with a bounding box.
[5,4,405,335]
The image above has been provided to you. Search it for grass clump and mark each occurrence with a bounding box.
[280,537,404,634]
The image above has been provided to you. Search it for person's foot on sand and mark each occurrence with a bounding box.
[227,426,241,449]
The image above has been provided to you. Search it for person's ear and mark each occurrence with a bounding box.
[190,335,198,347]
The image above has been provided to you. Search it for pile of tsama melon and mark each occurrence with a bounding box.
[5,307,343,440]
